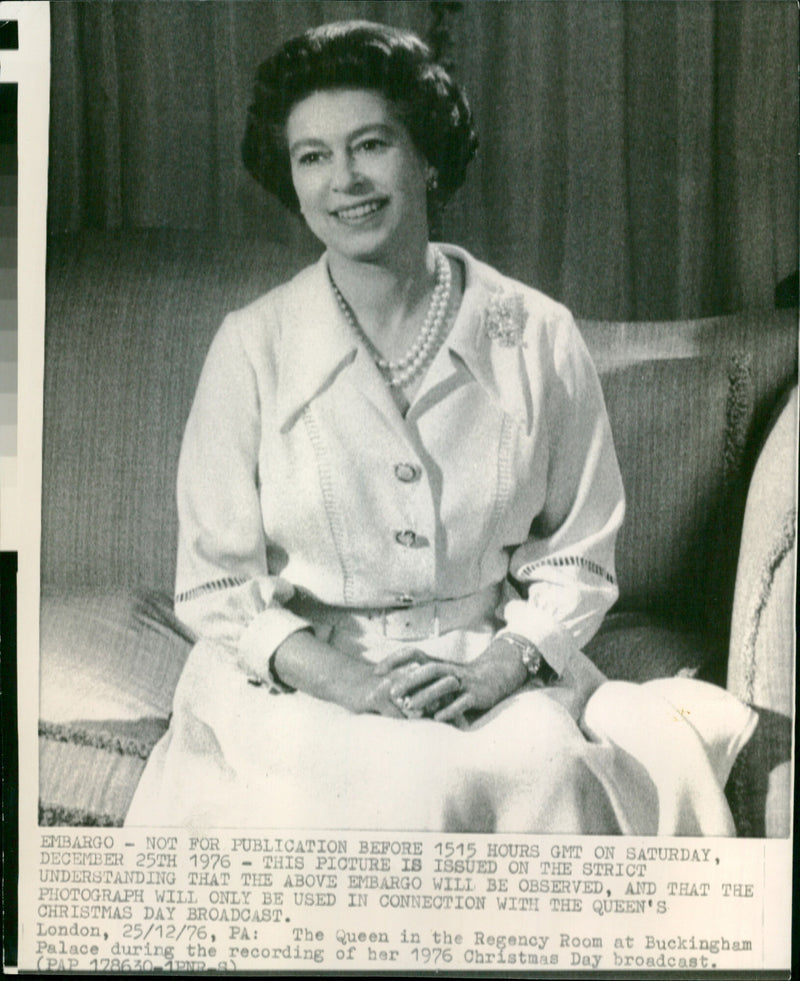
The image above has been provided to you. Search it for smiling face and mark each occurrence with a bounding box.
[286,89,430,265]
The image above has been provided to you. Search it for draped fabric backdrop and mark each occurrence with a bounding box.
[49,0,797,320]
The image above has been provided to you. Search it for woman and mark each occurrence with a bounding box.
[126,21,755,832]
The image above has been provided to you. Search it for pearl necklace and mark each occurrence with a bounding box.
[328,247,452,388]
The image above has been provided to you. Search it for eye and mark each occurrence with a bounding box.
[296,149,326,166]
[355,138,388,154]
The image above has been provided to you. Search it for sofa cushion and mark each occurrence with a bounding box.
[582,314,798,639]
[39,718,168,827]
[39,588,194,826]
[40,587,194,722]
[584,612,710,681]
[42,231,320,594]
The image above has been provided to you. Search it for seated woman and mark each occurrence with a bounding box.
[126,20,755,832]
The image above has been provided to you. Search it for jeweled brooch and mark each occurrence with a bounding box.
[483,291,528,347]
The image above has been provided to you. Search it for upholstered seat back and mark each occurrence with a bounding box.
[42,231,798,651]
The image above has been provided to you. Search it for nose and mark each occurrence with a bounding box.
[331,151,368,194]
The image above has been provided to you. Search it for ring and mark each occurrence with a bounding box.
[450,675,462,693]
[392,693,413,714]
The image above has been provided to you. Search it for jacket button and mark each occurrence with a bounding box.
[395,530,417,548]
[394,462,421,483]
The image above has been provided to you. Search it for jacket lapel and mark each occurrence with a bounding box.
[275,247,535,436]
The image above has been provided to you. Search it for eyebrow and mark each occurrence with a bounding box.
[289,123,396,157]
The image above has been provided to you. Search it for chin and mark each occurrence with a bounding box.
[327,236,394,264]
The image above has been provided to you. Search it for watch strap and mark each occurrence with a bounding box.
[499,633,556,682]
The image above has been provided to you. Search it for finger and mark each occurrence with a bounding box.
[388,661,451,699]
[383,702,409,719]
[406,674,463,713]
[373,647,428,676]
[434,691,477,723]
[448,712,471,730]
[386,692,425,720]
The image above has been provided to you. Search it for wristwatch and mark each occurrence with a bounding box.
[499,633,555,682]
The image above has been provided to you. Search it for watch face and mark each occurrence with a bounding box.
[522,648,542,677]
[501,634,548,678]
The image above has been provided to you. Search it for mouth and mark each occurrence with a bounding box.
[330,199,388,222]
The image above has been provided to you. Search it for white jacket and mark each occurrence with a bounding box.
[174,244,625,683]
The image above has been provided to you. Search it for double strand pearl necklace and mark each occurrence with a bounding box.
[328,247,452,388]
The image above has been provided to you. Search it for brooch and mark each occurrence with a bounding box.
[483,291,528,347]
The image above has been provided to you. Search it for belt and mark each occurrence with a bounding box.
[288,584,502,642]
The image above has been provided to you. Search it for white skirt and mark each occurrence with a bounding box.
[125,622,756,834]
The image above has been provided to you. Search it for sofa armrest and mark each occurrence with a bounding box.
[726,385,796,836]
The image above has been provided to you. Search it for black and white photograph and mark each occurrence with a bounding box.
[10,0,799,974]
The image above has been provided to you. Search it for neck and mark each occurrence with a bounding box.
[327,241,435,339]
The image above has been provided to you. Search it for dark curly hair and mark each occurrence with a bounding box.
[242,20,478,214]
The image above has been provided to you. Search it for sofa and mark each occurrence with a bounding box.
[38,230,797,833]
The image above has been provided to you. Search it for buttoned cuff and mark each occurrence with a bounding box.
[500,600,582,677]
[238,608,312,691]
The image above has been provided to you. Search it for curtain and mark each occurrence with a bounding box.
[48,0,798,320]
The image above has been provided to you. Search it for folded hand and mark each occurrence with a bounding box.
[373,640,530,726]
